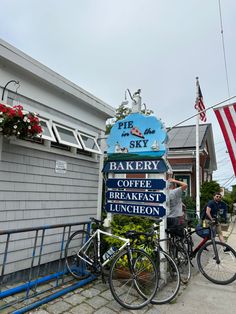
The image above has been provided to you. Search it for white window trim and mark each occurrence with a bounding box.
[38,118,57,142]
[78,132,102,154]
[53,123,83,149]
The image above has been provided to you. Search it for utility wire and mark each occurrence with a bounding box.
[221,175,235,186]
[218,0,231,100]
[167,95,236,132]
[225,178,236,189]
[168,2,233,132]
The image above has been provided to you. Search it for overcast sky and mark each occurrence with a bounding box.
[1,0,235,190]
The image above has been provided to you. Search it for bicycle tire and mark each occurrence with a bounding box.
[151,250,180,304]
[197,240,236,285]
[183,233,194,257]
[170,239,191,284]
[109,248,158,310]
[65,230,96,279]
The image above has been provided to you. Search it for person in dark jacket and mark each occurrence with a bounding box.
[205,192,229,250]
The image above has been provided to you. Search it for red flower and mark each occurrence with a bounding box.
[0,102,42,139]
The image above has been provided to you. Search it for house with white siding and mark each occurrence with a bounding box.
[0,39,114,275]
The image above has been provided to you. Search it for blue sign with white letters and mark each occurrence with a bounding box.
[105,203,166,217]
[106,178,166,190]
[103,159,168,173]
[106,191,166,203]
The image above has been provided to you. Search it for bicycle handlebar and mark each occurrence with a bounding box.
[125,229,154,240]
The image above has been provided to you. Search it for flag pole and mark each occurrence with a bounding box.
[196,77,201,218]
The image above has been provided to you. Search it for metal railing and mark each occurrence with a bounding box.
[0,220,96,313]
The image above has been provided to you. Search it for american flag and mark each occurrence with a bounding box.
[195,79,206,122]
[214,103,236,176]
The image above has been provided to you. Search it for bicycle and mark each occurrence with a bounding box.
[166,224,191,284]
[182,219,236,285]
[135,220,181,305]
[64,217,158,309]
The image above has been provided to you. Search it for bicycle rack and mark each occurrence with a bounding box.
[0,221,96,313]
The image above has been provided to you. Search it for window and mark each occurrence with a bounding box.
[39,118,57,142]
[53,123,83,149]
[174,174,191,197]
[78,132,102,154]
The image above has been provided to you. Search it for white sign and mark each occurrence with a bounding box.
[55,160,67,174]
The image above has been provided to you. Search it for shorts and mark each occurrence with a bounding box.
[205,220,223,236]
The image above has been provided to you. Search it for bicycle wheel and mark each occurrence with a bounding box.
[65,230,96,279]
[151,250,180,304]
[170,239,191,284]
[183,233,194,257]
[197,241,236,285]
[109,248,158,310]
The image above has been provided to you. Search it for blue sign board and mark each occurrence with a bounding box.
[103,159,168,173]
[106,112,168,159]
[105,203,166,217]
[106,191,166,203]
[106,178,166,190]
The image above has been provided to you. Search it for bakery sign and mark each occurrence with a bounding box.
[103,159,168,173]
[106,112,168,160]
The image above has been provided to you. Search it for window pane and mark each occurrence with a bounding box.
[40,120,51,137]
[57,126,78,145]
[80,134,97,150]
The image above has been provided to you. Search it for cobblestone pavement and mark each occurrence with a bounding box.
[1,218,235,314]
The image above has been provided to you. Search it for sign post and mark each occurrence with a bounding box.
[103,90,169,239]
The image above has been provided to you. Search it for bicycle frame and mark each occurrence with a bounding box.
[78,228,130,267]
[186,224,216,259]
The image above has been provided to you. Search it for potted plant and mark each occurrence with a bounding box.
[0,103,42,139]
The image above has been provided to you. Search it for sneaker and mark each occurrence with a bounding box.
[223,247,231,253]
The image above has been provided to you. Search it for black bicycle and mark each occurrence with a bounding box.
[182,219,236,285]
[135,221,181,305]
[166,224,191,284]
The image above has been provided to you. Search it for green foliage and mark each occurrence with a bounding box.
[222,189,234,214]
[102,214,155,270]
[182,195,198,226]
[200,181,221,209]
[231,185,236,203]
[104,214,154,248]
[183,195,196,210]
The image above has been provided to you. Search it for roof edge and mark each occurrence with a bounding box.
[0,38,115,117]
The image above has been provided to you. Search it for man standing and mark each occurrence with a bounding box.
[167,177,188,227]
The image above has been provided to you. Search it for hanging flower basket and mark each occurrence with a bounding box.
[0,103,42,139]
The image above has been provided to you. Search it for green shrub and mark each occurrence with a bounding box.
[103,214,154,248]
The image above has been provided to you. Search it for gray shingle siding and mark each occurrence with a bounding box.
[0,140,100,274]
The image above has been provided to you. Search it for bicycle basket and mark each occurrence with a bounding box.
[195,224,210,238]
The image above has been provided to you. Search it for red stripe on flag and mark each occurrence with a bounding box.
[224,104,236,142]
[214,104,236,176]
